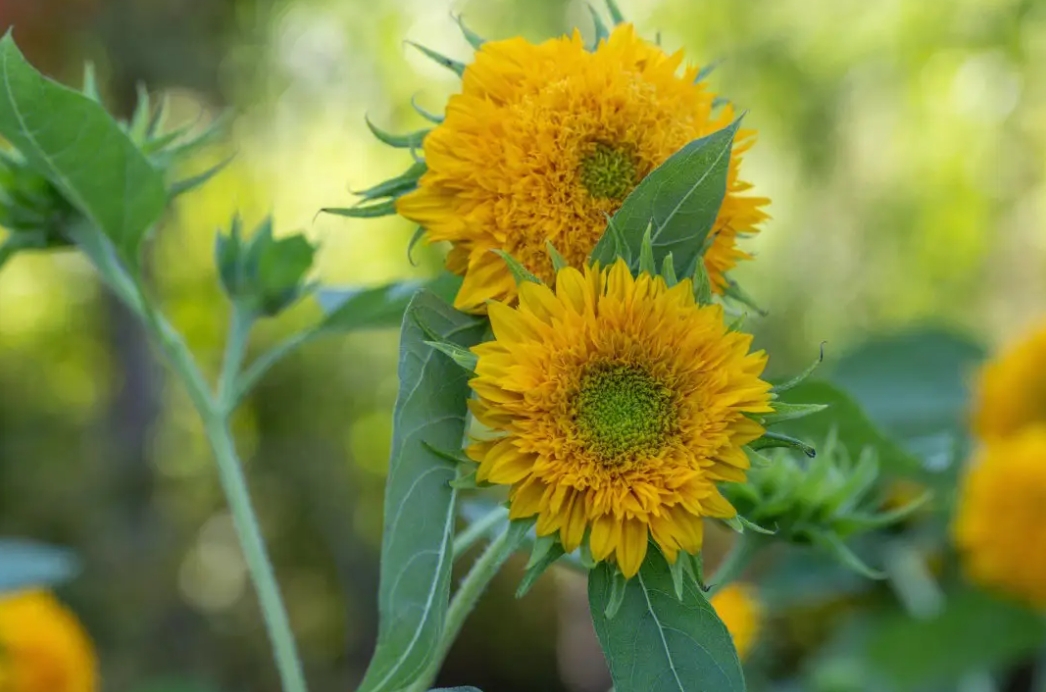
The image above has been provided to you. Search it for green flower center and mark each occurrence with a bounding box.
[578,143,638,200]
[573,363,677,464]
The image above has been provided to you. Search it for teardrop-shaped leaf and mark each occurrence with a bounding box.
[589,547,745,692]
[316,280,425,333]
[356,291,486,692]
[0,539,80,593]
[0,32,167,265]
[590,120,740,279]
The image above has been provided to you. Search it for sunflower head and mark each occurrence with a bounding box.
[972,320,1046,440]
[466,259,772,577]
[0,590,97,692]
[954,427,1046,609]
[384,21,767,313]
[710,583,762,660]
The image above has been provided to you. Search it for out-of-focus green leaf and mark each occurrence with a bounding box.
[0,539,80,593]
[0,32,166,265]
[866,587,1046,690]
[316,273,463,333]
[590,120,739,279]
[356,291,486,692]
[589,547,745,692]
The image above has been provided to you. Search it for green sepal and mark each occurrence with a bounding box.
[694,59,723,84]
[453,13,486,49]
[834,491,934,535]
[760,402,829,426]
[692,260,713,305]
[448,471,481,490]
[587,5,610,50]
[425,339,478,373]
[712,96,730,111]
[545,241,569,273]
[744,445,774,468]
[517,538,566,599]
[81,63,101,103]
[597,213,633,267]
[579,542,597,570]
[321,199,398,219]
[408,42,466,76]
[660,253,678,286]
[603,566,629,618]
[605,0,625,24]
[811,530,884,579]
[821,446,879,518]
[669,553,687,600]
[493,250,541,285]
[169,155,233,198]
[726,310,748,332]
[772,341,827,393]
[722,278,765,315]
[637,223,656,275]
[354,161,426,201]
[408,226,426,266]
[411,94,444,124]
[365,116,429,149]
[749,431,817,458]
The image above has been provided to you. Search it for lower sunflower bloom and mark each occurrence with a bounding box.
[467,259,772,577]
[953,427,1046,608]
[397,23,769,313]
[0,590,97,692]
[972,319,1046,439]
[711,583,762,660]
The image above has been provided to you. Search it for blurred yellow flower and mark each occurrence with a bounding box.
[972,320,1046,440]
[0,590,97,692]
[398,24,768,313]
[466,259,772,577]
[711,583,762,660]
[954,427,1046,608]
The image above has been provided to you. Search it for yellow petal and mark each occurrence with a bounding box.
[617,519,649,578]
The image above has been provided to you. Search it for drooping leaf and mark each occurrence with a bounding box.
[0,32,167,265]
[0,539,80,593]
[589,547,745,692]
[356,291,486,692]
[590,120,740,279]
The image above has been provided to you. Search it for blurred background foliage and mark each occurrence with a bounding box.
[1,0,1045,691]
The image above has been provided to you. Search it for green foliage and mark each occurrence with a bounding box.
[0,32,167,266]
[0,149,78,249]
[590,120,740,279]
[407,42,467,76]
[0,539,80,594]
[356,291,486,692]
[315,273,462,332]
[589,547,745,692]
[215,216,317,317]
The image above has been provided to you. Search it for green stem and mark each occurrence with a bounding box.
[708,533,763,596]
[218,304,255,411]
[452,506,509,558]
[408,526,518,692]
[233,329,317,407]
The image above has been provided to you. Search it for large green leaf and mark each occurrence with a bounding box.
[589,548,745,692]
[830,328,985,441]
[357,291,485,692]
[0,33,166,264]
[0,539,80,593]
[866,587,1045,690]
[774,380,921,479]
[590,120,740,278]
[316,273,463,333]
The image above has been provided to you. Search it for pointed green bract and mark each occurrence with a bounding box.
[588,5,610,49]
[494,249,541,285]
[321,199,398,219]
[425,339,478,372]
[590,119,740,279]
[589,548,745,692]
[545,241,569,272]
[354,161,426,201]
[408,42,466,76]
[759,402,829,426]
[453,14,486,49]
[366,116,430,149]
[605,0,625,24]
[411,95,444,124]
[772,342,826,393]
[750,431,817,458]
[0,32,167,266]
[357,291,486,692]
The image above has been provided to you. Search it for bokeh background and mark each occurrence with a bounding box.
[1,0,1045,690]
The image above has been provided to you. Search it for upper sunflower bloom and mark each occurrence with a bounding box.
[0,590,98,692]
[953,427,1046,608]
[398,24,769,313]
[466,259,772,577]
[972,320,1046,439]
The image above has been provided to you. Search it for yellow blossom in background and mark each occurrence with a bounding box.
[711,584,762,660]
[0,590,97,692]
[398,24,769,313]
[972,320,1046,440]
[466,259,772,577]
[953,428,1046,609]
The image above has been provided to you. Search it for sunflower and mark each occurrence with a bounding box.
[398,23,769,313]
[711,583,762,660]
[953,427,1046,608]
[972,320,1046,440]
[0,590,97,692]
[466,259,772,577]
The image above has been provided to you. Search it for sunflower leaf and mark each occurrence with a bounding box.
[356,291,486,692]
[589,547,744,692]
[407,42,466,77]
[493,249,541,285]
[316,280,426,333]
[591,118,740,279]
[0,32,167,267]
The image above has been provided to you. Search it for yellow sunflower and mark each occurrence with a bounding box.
[710,583,762,660]
[953,427,1046,608]
[466,259,772,577]
[972,320,1046,440]
[0,590,98,692]
[398,23,769,313]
